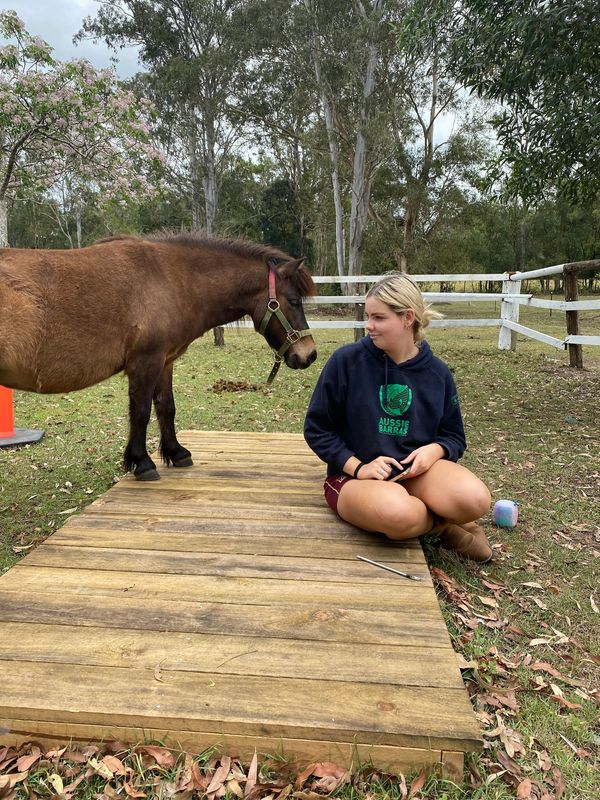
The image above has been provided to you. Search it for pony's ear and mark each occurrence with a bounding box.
[277,257,306,276]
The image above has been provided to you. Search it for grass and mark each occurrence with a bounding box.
[1,319,599,799]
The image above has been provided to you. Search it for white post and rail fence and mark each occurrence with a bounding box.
[305,259,600,370]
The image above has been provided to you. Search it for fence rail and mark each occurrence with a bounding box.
[269,261,600,368]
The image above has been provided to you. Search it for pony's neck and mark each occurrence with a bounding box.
[197,258,266,332]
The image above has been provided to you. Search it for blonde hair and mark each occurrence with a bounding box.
[366,272,443,341]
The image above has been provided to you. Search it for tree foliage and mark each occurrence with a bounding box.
[449,0,600,204]
[0,10,163,246]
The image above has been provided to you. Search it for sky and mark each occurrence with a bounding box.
[3,0,141,77]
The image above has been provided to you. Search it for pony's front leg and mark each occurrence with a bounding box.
[153,363,193,468]
[124,359,163,481]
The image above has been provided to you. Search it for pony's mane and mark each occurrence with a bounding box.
[97,232,316,297]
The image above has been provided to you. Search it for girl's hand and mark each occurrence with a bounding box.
[358,455,404,480]
[392,443,445,480]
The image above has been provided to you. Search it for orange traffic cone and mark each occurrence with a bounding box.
[0,386,44,447]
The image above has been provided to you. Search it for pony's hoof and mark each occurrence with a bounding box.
[135,468,160,481]
[173,456,194,468]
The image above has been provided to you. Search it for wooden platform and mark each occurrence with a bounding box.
[0,431,481,777]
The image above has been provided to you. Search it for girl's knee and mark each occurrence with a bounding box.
[472,483,492,518]
[454,481,491,522]
[379,498,428,540]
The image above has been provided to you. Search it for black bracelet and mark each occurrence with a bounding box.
[353,462,365,479]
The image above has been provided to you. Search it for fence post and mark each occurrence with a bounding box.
[564,268,583,369]
[498,274,521,351]
[354,282,366,342]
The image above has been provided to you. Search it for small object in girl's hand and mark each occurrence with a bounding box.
[386,463,410,481]
[492,499,519,528]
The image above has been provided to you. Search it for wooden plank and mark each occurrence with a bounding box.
[0,623,463,688]
[61,511,378,541]
[0,661,482,750]
[0,719,445,775]
[0,566,430,610]
[48,527,423,561]
[19,545,433,584]
[0,591,451,647]
[441,751,465,782]
[89,492,332,516]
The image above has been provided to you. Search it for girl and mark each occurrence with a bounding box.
[304,273,492,562]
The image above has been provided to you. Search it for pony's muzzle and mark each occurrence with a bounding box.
[286,342,317,369]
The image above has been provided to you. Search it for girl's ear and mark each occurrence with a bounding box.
[404,308,416,326]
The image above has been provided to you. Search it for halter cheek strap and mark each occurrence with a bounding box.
[258,265,312,384]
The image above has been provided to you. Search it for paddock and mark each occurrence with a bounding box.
[0,431,481,778]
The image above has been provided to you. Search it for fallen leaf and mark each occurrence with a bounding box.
[16,747,41,772]
[226,779,244,798]
[206,756,231,795]
[553,767,566,799]
[407,767,428,798]
[102,755,127,775]
[63,773,87,794]
[124,781,147,798]
[88,756,114,779]
[244,753,257,797]
[48,773,64,794]
[294,763,317,789]
[138,745,176,768]
[516,778,533,798]
[549,694,583,711]
[0,772,28,791]
[591,595,599,613]
[536,750,552,771]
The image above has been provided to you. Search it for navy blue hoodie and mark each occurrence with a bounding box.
[304,337,466,476]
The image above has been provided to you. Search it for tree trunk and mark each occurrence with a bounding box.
[76,203,82,249]
[347,0,385,278]
[305,3,345,279]
[401,205,417,273]
[0,196,8,247]
[188,106,202,230]
[203,111,218,235]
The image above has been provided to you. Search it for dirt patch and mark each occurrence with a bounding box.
[211,379,259,393]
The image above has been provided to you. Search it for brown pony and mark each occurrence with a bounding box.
[0,233,317,480]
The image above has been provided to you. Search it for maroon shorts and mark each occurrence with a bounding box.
[323,473,353,514]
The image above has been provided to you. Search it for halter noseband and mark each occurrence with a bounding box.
[258,260,312,385]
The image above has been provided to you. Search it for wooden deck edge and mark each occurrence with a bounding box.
[1,718,461,777]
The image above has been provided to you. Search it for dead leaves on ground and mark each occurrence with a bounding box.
[431,567,599,796]
[0,746,440,800]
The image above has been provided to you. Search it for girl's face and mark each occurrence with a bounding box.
[365,296,413,352]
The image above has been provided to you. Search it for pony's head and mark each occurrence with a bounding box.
[257,257,317,370]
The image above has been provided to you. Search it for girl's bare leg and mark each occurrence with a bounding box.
[402,459,491,524]
[337,480,434,541]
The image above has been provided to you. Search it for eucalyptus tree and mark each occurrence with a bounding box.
[79,0,254,236]
[0,10,162,248]
[300,0,399,279]
[449,0,600,205]
[386,0,491,271]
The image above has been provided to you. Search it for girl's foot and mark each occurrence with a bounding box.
[439,521,493,563]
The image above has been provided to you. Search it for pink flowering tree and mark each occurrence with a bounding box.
[0,10,164,247]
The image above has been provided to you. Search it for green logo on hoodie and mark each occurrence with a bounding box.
[379,384,412,416]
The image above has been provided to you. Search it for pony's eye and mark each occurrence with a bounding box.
[288,299,301,307]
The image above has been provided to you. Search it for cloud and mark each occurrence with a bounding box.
[7,0,141,77]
